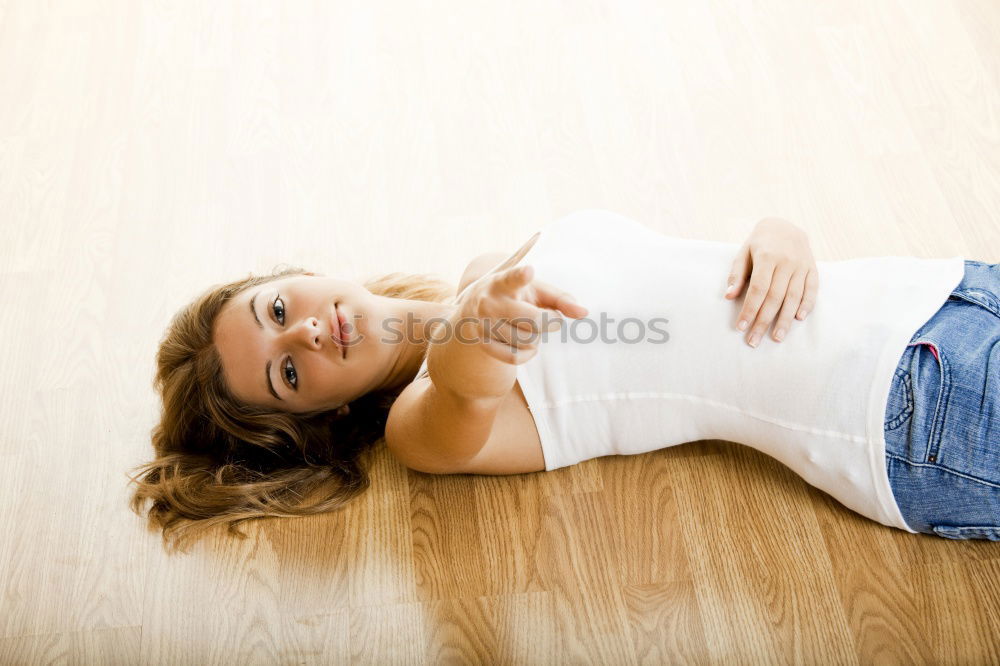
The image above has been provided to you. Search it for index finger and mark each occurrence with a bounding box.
[735,260,776,331]
[489,231,541,275]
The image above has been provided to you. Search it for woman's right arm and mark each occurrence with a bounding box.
[386,266,545,472]
[385,233,587,471]
[384,364,510,474]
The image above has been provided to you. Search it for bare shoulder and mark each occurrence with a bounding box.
[383,247,546,476]
[385,379,545,476]
[459,380,545,475]
[384,378,459,474]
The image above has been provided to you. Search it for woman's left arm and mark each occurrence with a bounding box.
[724,217,819,347]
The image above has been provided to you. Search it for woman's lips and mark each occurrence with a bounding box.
[331,304,345,359]
[337,305,350,346]
[338,304,353,359]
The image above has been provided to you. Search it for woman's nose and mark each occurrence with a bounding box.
[286,316,323,349]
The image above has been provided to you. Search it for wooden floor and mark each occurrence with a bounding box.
[2,0,999,663]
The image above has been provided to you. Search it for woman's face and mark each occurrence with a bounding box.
[213,273,384,414]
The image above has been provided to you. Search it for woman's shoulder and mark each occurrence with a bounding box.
[385,372,545,476]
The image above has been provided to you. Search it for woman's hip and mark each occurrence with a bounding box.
[883,259,1000,539]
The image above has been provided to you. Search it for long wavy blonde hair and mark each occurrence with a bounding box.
[128,265,455,554]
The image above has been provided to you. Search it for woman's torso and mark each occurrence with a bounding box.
[405,210,967,531]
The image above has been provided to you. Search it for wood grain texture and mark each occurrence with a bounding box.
[1,0,998,663]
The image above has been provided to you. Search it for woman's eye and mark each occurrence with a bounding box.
[283,358,297,389]
[272,296,286,325]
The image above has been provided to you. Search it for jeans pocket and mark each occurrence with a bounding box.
[906,340,949,464]
[931,524,1000,541]
[883,366,914,432]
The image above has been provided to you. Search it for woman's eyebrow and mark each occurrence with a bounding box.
[249,291,283,401]
[264,361,282,401]
[249,292,263,329]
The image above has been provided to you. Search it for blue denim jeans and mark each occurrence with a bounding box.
[884,259,1000,540]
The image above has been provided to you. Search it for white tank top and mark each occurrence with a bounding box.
[416,209,965,532]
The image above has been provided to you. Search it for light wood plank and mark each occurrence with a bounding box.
[1,0,997,662]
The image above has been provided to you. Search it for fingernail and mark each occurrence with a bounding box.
[725,283,735,295]
[737,319,748,331]
[748,332,759,347]
[797,308,808,319]
[775,328,785,341]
